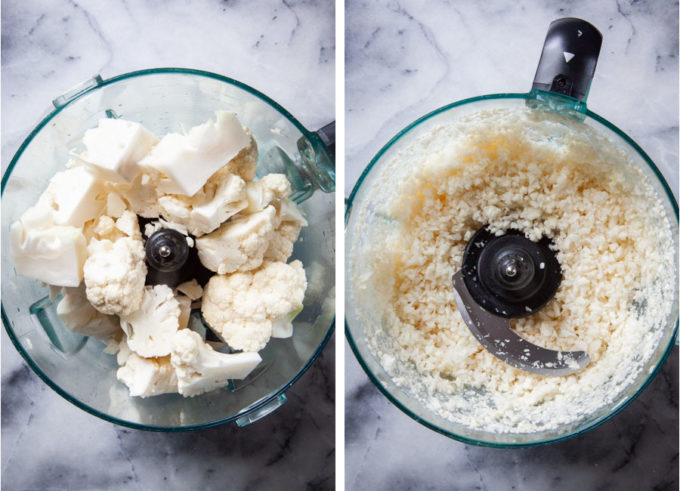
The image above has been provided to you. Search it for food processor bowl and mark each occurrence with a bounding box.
[346,98,677,446]
[2,68,335,430]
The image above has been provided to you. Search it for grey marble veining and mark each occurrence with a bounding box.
[345,0,678,489]
[1,1,335,490]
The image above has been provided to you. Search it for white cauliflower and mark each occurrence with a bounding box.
[56,285,121,339]
[158,170,248,236]
[265,199,308,262]
[117,352,178,398]
[201,260,307,352]
[225,130,258,182]
[170,329,262,397]
[120,285,181,357]
[84,235,147,316]
[196,205,277,274]
[243,173,291,213]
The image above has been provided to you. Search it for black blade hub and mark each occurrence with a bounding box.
[461,226,562,318]
[138,219,213,288]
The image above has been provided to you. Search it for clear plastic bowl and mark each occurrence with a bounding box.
[2,68,335,430]
[345,93,678,447]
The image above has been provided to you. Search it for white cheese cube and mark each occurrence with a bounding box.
[10,221,87,287]
[81,118,158,183]
[140,111,250,196]
[39,167,106,227]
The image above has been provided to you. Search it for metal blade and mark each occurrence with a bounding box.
[452,270,589,376]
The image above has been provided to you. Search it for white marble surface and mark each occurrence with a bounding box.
[346,0,678,490]
[1,1,334,490]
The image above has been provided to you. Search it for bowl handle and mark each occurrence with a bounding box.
[297,121,336,194]
[531,18,602,103]
[52,75,104,109]
[235,393,287,427]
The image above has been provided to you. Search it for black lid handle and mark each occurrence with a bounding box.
[532,18,602,102]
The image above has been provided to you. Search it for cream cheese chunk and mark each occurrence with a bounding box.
[140,111,250,196]
[80,118,158,183]
[10,219,87,287]
[38,166,106,227]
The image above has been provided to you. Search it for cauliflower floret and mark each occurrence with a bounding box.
[158,171,248,236]
[56,285,121,339]
[201,260,307,352]
[84,234,147,316]
[117,352,178,398]
[170,329,262,397]
[265,222,303,262]
[244,173,291,213]
[265,199,308,262]
[196,205,277,274]
[120,285,181,357]
[225,130,258,182]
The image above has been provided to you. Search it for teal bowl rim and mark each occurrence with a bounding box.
[344,92,679,448]
[1,67,335,431]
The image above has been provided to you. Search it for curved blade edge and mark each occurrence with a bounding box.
[452,271,589,376]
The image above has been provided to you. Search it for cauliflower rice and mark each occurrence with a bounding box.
[349,106,676,434]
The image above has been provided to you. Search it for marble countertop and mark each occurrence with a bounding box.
[1,1,334,490]
[345,1,678,490]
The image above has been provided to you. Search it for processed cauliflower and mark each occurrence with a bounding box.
[170,329,262,397]
[120,284,181,357]
[196,205,277,274]
[201,260,307,352]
